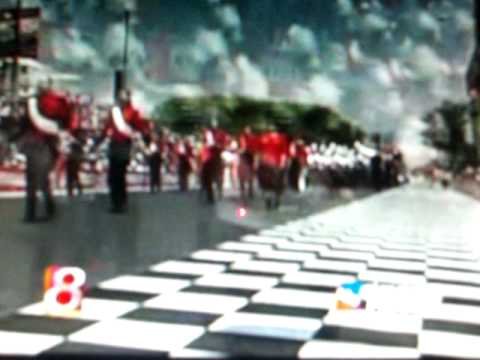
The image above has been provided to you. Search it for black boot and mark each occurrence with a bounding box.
[23,197,36,223]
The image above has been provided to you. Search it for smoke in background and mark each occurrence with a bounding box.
[2,0,475,167]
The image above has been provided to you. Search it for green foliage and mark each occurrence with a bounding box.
[151,95,364,144]
[423,101,475,169]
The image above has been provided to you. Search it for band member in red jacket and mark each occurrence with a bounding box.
[256,129,290,209]
[199,127,228,204]
[22,86,74,221]
[176,136,196,192]
[288,138,309,192]
[238,126,258,200]
[97,89,150,213]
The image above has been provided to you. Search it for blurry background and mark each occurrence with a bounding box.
[0,0,475,168]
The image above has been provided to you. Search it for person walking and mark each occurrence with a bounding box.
[96,89,150,213]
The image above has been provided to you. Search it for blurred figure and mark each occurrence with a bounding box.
[288,137,309,192]
[19,85,74,222]
[370,135,384,191]
[176,136,194,192]
[257,128,290,209]
[97,89,150,213]
[200,127,229,204]
[65,130,84,197]
[238,126,257,201]
[146,131,162,193]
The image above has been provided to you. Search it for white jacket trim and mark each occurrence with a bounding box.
[27,98,60,136]
[112,106,135,138]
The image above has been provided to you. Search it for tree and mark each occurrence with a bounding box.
[151,95,365,143]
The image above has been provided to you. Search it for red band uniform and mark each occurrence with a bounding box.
[200,128,229,204]
[256,131,290,208]
[22,88,74,221]
[100,100,150,213]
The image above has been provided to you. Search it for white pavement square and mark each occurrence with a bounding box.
[67,319,205,353]
[0,331,64,356]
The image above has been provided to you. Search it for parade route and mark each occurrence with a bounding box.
[1,184,479,358]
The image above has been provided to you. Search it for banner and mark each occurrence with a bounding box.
[0,7,41,58]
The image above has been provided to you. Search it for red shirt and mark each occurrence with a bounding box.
[203,128,230,149]
[239,132,258,153]
[38,90,72,129]
[102,103,150,142]
[291,143,309,166]
[200,145,212,163]
[258,132,290,168]
[213,129,230,149]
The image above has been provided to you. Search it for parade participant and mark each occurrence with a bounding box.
[288,138,309,192]
[21,84,74,222]
[238,126,258,200]
[199,127,227,204]
[65,130,84,197]
[97,89,150,213]
[256,128,290,209]
[176,136,195,192]
[145,131,162,194]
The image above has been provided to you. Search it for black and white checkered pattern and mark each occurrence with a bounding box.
[2,186,480,358]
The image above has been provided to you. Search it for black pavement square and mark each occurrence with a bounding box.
[0,314,94,336]
[181,285,259,298]
[85,288,156,303]
[238,303,328,320]
[314,325,418,348]
[423,319,480,336]
[121,307,220,327]
[443,297,480,307]
[274,283,337,293]
[41,341,168,357]
[187,332,304,356]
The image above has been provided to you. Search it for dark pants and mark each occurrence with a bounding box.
[288,158,303,191]
[24,143,56,221]
[239,152,255,200]
[149,155,162,193]
[66,158,82,197]
[201,154,224,204]
[257,163,285,209]
[370,155,383,191]
[178,156,191,192]
[108,141,131,212]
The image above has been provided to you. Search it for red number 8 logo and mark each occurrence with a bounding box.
[43,266,86,314]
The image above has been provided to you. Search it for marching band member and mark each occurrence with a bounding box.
[22,85,74,222]
[257,128,290,209]
[96,89,150,213]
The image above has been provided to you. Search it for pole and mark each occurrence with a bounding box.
[123,9,130,86]
[11,0,21,100]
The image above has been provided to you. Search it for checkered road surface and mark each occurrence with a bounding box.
[2,185,480,358]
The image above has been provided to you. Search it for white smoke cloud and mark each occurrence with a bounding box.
[368,62,395,88]
[103,22,146,68]
[337,0,355,16]
[50,28,105,71]
[408,10,442,43]
[322,42,349,73]
[233,55,269,99]
[196,29,229,59]
[307,74,343,108]
[453,10,474,34]
[361,12,390,34]
[215,5,241,29]
[282,24,318,54]
[382,90,404,117]
[404,45,451,81]
[396,115,437,168]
